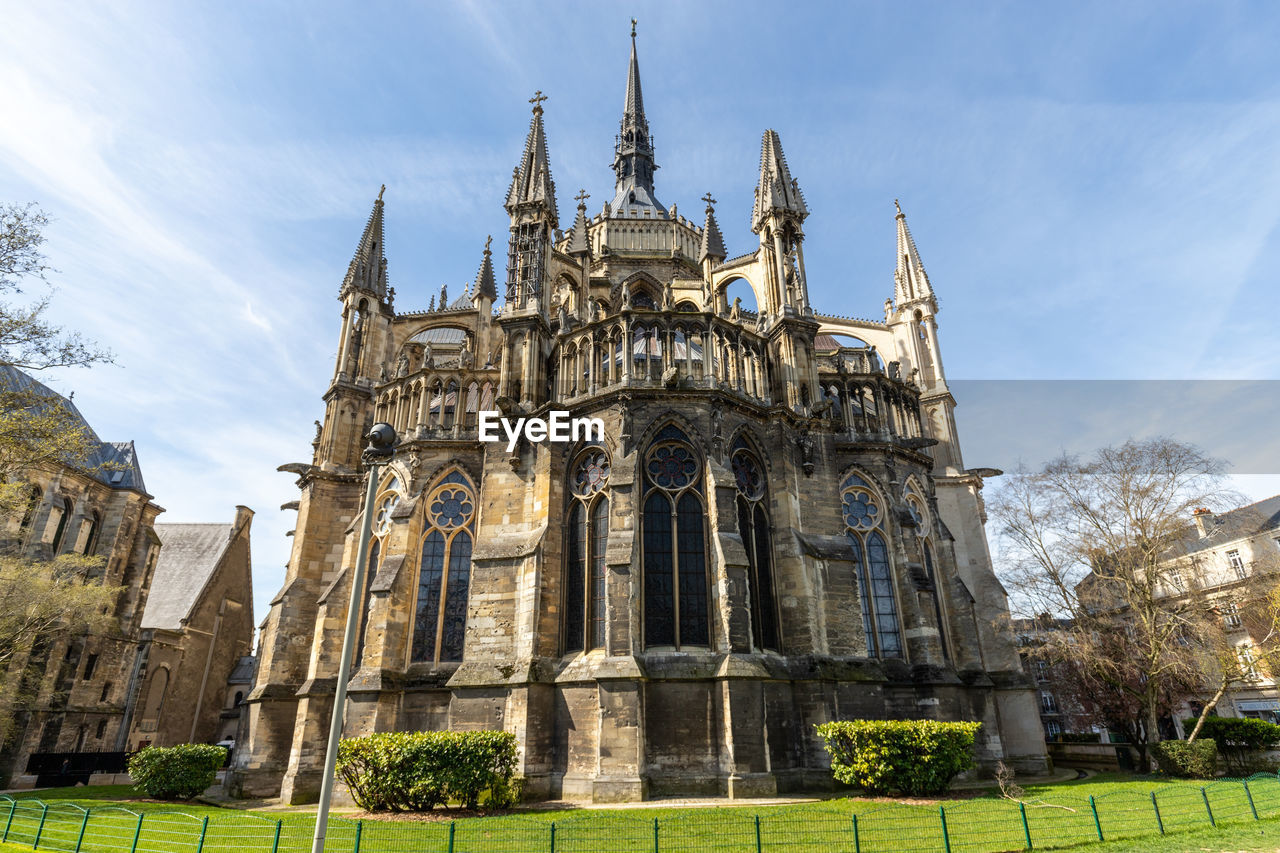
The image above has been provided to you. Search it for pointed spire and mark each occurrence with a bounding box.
[473,235,498,301]
[751,130,808,234]
[341,185,389,297]
[610,21,663,216]
[698,192,726,264]
[568,190,591,255]
[893,199,934,306]
[505,91,559,226]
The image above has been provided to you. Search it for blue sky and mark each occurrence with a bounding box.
[3,1,1280,627]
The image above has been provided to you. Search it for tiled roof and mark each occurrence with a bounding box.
[141,523,233,630]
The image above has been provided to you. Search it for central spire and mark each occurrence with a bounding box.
[611,20,664,217]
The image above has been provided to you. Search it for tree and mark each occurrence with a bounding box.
[989,438,1258,767]
[0,202,118,749]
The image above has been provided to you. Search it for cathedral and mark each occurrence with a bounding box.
[232,29,1048,803]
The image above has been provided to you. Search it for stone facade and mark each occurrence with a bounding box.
[233,30,1048,803]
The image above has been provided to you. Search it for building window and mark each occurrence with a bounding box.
[1228,550,1247,580]
[75,512,100,556]
[1034,660,1050,682]
[1040,691,1059,714]
[565,449,611,653]
[1238,645,1262,680]
[1223,601,1242,629]
[732,439,779,652]
[1044,720,1062,740]
[95,720,107,739]
[82,654,98,680]
[411,471,476,664]
[20,486,42,529]
[841,472,902,658]
[642,425,709,649]
[48,497,72,552]
[100,682,112,702]
[140,668,169,725]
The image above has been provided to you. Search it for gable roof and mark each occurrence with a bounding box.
[141,523,233,630]
[1178,495,1280,557]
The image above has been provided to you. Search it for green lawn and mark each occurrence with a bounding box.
[5,774,1280,852]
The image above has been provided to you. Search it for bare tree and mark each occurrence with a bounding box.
[990,438,1244,766]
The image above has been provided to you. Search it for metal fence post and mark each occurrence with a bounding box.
[754,814,762,853]
[1200,787,1215,827]
[32,803,49,850]
[2,799,16,843]
[1019,801,1032,849]
[653,817,659,853]
[1244,780,1259,820]
[1088,796,1103,841]
[129,813,145,853]
[1150,792,1164,835]
[851,814,860,853]
[353,820,362,853]
[272,820,283,853]
[939,806,952,853]
[447,821,455,853]
[74,810,90,853]
[549,821,555,853]
[196,816,208,853]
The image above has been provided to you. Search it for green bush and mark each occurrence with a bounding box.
[127,744,227,800]
[815,719,982,795]
[1151,739,1218,778]
[336,730,518,811]
[1184,717,1280,773]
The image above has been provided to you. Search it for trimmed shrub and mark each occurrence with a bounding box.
[1151,739,1218,778]
[1185,717,1280,773]
[815,719,982,795]
[128,744,227,800]
[336,730,518,811]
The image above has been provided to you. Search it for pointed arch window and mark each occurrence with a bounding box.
[732,438,780,651]
[841,472,902,658]
[643,426,709,648]
[411,471,476,664]
[565,449,611,653]
[49,497,72,552]
[906,483,950,661]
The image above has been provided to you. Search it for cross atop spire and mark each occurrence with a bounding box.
[610,22,663,217]
[506,91,559,225]
[473,235,498,302]
[893,199,934,306]
[701,192,717,209]
[574,188,590,208]
[699,191,726,264]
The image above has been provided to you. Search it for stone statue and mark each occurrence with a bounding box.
[440,283,448,308]
[621,282,632,309]
[422,343,434,370]
[834,353,848,375]
[796,429,815,477]
[662,279,674,310]
[557,303,571,333]
[378,364,388,382]
[888,361,901,381]
[730,297,742,322]
[755,310,767,331]
[459,339,475,369]
[312,420,322,447]
[395,352,409,378]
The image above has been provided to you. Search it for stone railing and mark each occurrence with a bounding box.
[555,308,773,406]
[816,348,924,441]
[373,366,500,441]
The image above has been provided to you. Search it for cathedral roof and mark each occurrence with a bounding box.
[0,364,147,493]
[142,522,235,630]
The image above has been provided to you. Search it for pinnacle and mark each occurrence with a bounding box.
[751,129,808,234]
[506,94,559,226]
[893,200,934,306]
[473,236,498,301]
[699,195,726,263]
[341,186,388,298]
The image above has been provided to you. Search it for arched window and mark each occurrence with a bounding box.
[841,472,902,658]
[49,497,71,552]
[411,471,476,664]
[631,289,656,310]
[76,511,100,556]
[732,438,779,651]
[565,449,611,653]
[20,486,41,529]
[642,425,709,648]
[906,483,950,661]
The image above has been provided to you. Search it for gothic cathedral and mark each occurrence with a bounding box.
[233,29,1048,803]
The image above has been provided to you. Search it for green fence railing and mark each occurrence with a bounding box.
[6,773,1280,853]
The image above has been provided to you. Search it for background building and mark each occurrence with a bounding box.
[233,30,1048,803]
[0,365,254,787]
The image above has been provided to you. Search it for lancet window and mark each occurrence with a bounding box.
[732,438,780,651]
[565,448,611,653]
[411,471,476,664]
[841,472,902,658]
[906,481,950,660]
[642,425,709,648]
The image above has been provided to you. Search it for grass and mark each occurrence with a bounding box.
[5,774,1280,851]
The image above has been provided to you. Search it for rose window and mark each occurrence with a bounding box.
[841,490,879,530]
[646,443,697,490]
[429,487,474,529]
[573,451,611,497]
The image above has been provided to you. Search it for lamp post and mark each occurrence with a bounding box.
[310,423,396,853]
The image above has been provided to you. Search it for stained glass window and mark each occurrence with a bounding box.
[565,449,611,653]
[642,427,708,648]
[841,472,902,659]
[733,441,779,651]
[411,471,477,664]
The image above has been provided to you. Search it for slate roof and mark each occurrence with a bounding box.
[227,655,256,684]
[0,364,147,492]
[1179,495,1280,556]
[141,523,233,630]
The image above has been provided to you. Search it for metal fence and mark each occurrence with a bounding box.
[5,773,1280,853]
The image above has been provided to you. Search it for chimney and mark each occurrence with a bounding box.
[1193,507,1215,538]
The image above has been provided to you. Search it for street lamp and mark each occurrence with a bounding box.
[311,423,396,853]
